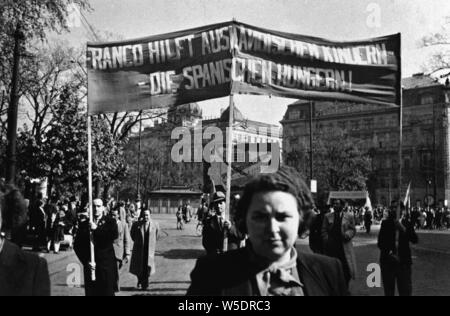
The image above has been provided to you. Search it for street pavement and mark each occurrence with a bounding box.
[41,214,450,296]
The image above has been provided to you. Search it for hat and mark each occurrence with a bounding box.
[212,191,226,204]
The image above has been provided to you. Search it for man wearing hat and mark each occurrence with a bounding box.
[202,192,232,255]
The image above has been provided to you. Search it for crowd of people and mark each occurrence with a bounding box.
[0,169,447,296]
[19,195,145,256]
[308,199,421,296]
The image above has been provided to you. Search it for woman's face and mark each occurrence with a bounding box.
[246,191,300,263]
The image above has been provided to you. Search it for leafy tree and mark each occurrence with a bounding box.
[286,127,373,205]
[17,82,127,199]
[0,0,90,178]
[0,1,91,41]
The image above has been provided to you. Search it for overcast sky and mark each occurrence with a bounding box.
[57,0,450,126]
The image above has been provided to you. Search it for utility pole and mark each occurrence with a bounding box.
[5,25,24,184]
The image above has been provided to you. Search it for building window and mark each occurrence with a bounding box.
[420,94,435,105]
[386,159,392,169]
[421,152,432,169]
[290,110,300,120]
[404,158,411,170]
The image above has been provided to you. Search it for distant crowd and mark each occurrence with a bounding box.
[13,194,144,254]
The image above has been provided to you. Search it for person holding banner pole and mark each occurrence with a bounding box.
[74,199,119,296]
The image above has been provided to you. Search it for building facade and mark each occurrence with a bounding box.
[124,103,283,200]
[148,186,203,214]
[282,74,450,207]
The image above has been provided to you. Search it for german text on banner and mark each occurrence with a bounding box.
[87,21,401,114]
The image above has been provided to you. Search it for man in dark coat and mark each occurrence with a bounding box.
[202,192,242,255]
[74,199,118,296]
[322,200,357,287]
[130,210,159,290]
[30,194,47,252]
[309,207,327,254]
[364,207,373,234]
[378,208,418,296]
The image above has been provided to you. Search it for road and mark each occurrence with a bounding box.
[43,214,450,296]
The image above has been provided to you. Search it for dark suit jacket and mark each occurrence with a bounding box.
[0,240,50,296]
[187,247,348,296]
[378,218,418,266]
[74,217,118,296]
[202,215,226,254]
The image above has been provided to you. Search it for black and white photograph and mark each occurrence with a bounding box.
[1,0,450,299]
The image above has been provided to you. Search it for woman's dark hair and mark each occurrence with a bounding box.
[0,184,28,232]
[235,166,315,236]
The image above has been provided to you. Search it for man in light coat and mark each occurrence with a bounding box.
[130,209,159,290]
[111,208,131,292]
[322,200,357,289]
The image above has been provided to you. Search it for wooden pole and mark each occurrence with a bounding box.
[137,113,143,214]
[87,115,96,281]
[224,94,234,252]
[397,34,403,220]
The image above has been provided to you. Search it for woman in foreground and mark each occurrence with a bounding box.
[187,166,347,296]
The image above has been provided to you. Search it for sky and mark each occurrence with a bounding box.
[55,0,450,126]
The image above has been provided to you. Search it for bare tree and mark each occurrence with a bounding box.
[421,17,450,71]
[19,41,85,143]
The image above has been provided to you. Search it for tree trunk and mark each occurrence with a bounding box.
[103,183,111,203]
[94,180,101,199]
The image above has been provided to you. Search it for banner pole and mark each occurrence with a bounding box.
[87,114,96,282]
[224,94,234,253]
[397,33,403,220]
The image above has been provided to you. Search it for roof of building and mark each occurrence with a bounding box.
[220,105,246,122]
[149,188,203,195]
[150,186,203,194]
[170,103,203,117]
[402,74,443,90]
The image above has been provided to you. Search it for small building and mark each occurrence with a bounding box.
[148,186,203,214]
